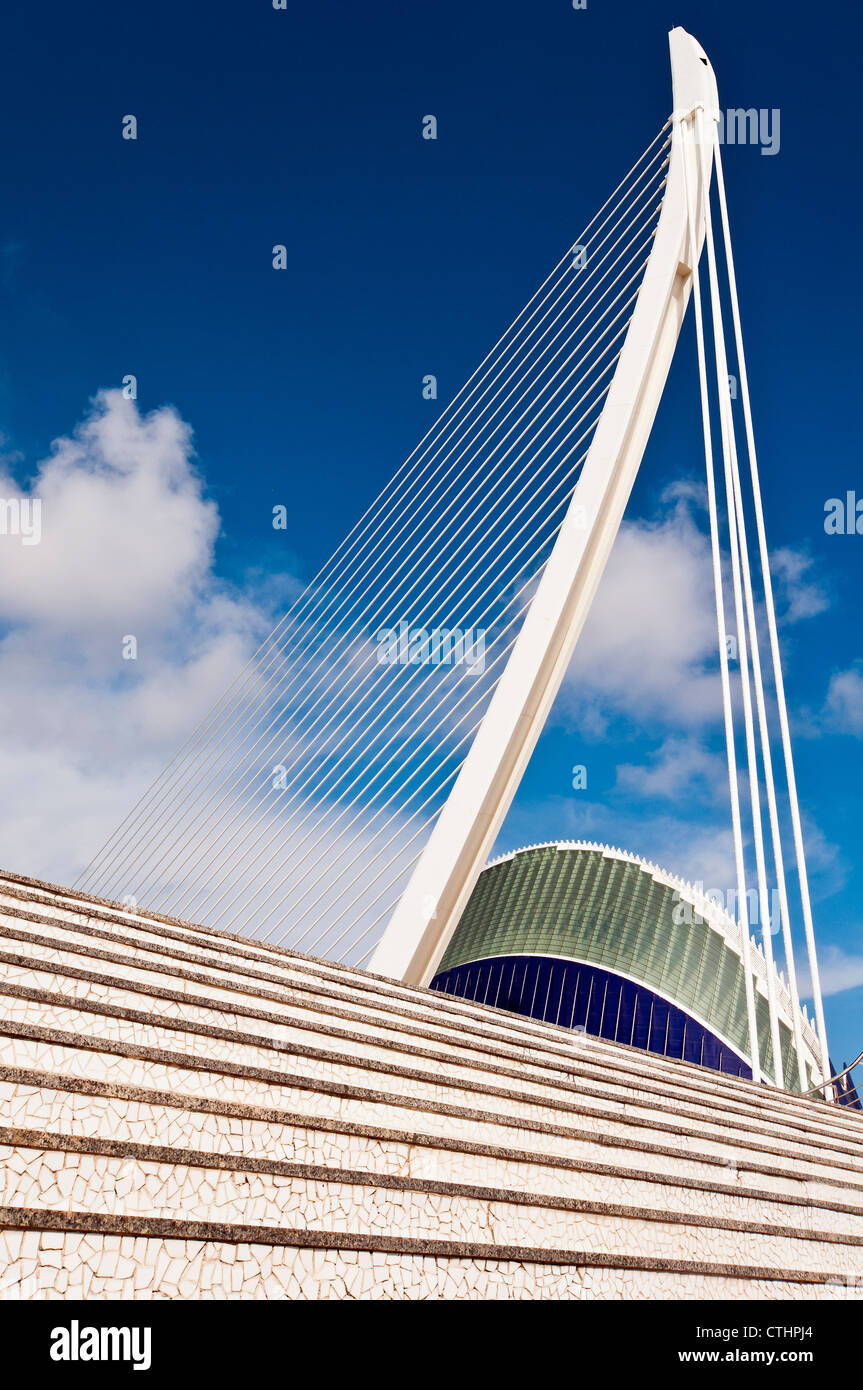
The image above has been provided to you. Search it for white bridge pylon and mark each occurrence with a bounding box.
[371,27,714,988]
[371,29,832,1094]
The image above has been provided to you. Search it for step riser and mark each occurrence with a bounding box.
[2,875,862,1301]
[1,1037,858,1210]
[4,958,854,1160]
[4,1084,862,1237]
[1,1228,848,1300]
[3,992,861,1185]
[2,921,858,1149]
[1,889,850,1128]
[3,1146,862,1278]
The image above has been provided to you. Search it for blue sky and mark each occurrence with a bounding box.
[0,0,860,1068]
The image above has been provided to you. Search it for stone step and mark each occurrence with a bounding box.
[0,889,817,1089]
[0,1223,846,1300]
[0,873,847,1123]
[1,921,860,1157]
[6,1060,856,1213]
[3,1078,861,1240]
[3,1132,862,1278]
[2,885,856,1146]
[3,970,862,1186]
[3,1029,862,1211]
[2,870,861,1301]
[7,959,857,1166]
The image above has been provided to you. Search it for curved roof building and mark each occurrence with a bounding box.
[430,841,826,1092]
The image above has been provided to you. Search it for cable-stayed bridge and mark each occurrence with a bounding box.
[74,29,840,1102]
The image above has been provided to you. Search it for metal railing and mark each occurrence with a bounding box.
[802,1050,863,1108]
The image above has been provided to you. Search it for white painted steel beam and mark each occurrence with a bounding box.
[371,29,719,987]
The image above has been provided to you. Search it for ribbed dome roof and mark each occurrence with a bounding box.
[437,841,822,1087]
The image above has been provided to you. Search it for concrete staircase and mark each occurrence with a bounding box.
[0,869,860,1299]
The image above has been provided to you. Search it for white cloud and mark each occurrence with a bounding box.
[796,943,863,999]
[795,661,863,740]
[498,791,737,892]
[0,391,280,885]
[558,486,722,731]
[770,547,830,626]
[615,736,727,804]
[822,664,863,738]
[0,391,220,633]
[557,486,831,739]
[0,390,425,963]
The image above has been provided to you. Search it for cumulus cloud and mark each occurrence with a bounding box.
[821,664,863,738]
[558,485,721,732]
[497,791,737,891]
[614,736,727,804]
[796,943,863,1000]
[0,392,220,633]
[770,547,830,626]
[0,390,282,884]
[556,485,831,742]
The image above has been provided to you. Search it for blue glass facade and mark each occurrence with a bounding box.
[431,953,753,1079]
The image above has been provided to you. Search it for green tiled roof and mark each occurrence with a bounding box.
[440,844,814,1091]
